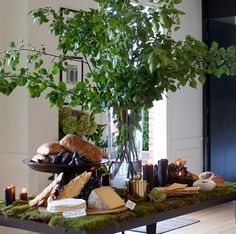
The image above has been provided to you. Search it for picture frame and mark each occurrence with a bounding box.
[59,56,84,105]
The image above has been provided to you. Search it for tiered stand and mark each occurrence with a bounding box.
[23,158,107,185]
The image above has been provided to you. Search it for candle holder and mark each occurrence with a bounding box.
[125,179,148,202]
[157,159,168,187]
[4,185,15,206]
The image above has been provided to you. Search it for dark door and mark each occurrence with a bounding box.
[208,19,236,181]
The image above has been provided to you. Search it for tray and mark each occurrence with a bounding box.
[23,159,107,174]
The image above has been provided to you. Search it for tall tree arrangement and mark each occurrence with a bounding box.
[1,0,236,176]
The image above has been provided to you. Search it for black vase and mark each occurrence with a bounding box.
[157,159,168,187]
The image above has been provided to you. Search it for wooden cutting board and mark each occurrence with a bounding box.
[38,206,127,215]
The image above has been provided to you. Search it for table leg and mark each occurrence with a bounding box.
[233,200,236,222]
[146,223,156,234]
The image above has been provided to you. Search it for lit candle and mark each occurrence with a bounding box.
[19,188,28,201]
[143,163,154,190]
[4,185,15,206]
[177,171,184,184]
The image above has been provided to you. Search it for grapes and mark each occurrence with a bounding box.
[77,177,101,201]
[167,163,194,186]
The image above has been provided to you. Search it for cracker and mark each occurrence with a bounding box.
[57,171,91,199]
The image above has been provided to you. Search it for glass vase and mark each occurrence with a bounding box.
[107,107,143,188]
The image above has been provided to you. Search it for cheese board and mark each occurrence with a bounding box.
[38,206,127,215]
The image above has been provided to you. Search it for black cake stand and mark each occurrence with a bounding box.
[23,159,107,185]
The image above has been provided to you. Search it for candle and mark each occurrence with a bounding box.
[4,185,15,206]
[19,188,28,201]
[143,164,154,190]
[177,171,184,184]
[101,174,110,186]
[157,159,168,187]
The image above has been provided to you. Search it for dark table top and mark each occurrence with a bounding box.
[1,193,236,234]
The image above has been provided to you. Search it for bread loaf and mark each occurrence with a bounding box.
[212,175,225,186]
[29,173,64,207]
[37,141,65,155]
[59,134,103,162]
[32,154,49,163]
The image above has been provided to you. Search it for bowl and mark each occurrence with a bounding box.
[193,179,216,191]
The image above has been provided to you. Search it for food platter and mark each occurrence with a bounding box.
[23,159,108,174]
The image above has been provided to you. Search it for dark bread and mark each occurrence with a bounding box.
[59,134,103,162]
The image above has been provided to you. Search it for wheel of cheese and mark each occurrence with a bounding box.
[47,198,86,213]
[88,186,125,210]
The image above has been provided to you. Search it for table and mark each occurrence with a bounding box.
[0,194,236,234]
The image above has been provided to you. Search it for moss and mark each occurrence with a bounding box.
[0,200,4,210]
[0,185,236,232]
[49,211,136,232]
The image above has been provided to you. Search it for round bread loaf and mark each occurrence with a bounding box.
[37,141,65,155]
[212,175,225,185]
[32,154,48,163]
[59,134,103,162]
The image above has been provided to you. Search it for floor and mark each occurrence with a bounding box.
[117,201,236,234]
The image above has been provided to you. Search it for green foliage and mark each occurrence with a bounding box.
[59,107,105,145]
[142,109,149,151]
[149,187,167,202]
[1,0,236,156]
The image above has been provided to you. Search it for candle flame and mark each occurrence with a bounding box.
[22,188,27,193]
[178,171,182,176]
[147,159,152,165]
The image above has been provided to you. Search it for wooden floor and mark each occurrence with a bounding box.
[122,201,236,234]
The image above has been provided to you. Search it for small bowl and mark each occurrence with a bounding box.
[193,179,216,191]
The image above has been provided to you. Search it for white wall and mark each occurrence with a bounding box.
[0,0,6,153]
[167,0,203,173]
[0,0,96,205]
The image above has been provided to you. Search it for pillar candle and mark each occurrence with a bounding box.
[157,159,168,187]
[4,185,15,206]
[19,188,28,201]
[143,164,154,190]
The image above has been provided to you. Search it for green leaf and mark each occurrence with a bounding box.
[76,82,85,90]
[52,64,59,75]
[173,0,182,3]
[189,80,197,88]
[63,8,70,15]
[58,81,66,91]
[198,75,206,84]
[39,68,48,76]
[9,41,16,48]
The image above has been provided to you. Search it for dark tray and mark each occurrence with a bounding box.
[23,159,107,174]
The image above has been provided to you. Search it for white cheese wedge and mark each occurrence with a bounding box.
[47,198,86,213]
[88,186,125,210]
